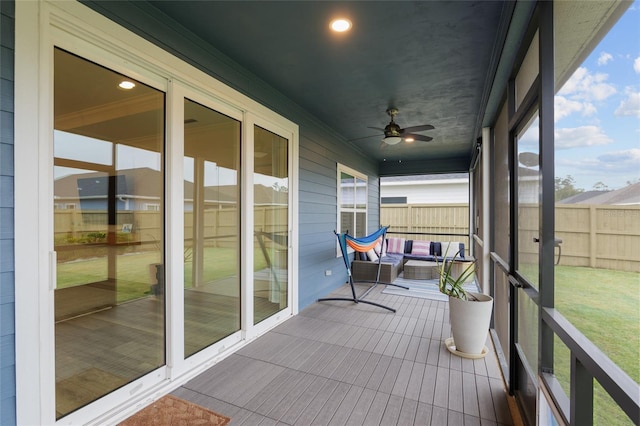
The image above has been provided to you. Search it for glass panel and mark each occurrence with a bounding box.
[355,212,366,237]
[183,98,241,357]
[355,177,366,209]
[53,48,165,418]
[340,211,354,235]
[340,172,353,209]
[553,0,639,402]
[516,114,540,288]
[494,104,511,261]
[517,291,538,374]
[254,125,288,324]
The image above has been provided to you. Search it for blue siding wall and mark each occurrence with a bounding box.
[82,1,379,311]
[0,1,15,424]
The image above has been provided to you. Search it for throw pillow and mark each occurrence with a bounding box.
[386,237,405,254]
[411,240,431,256]
[442,241,462,257]
[367,248,379,262]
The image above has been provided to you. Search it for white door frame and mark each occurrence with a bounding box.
[14,2,298,424]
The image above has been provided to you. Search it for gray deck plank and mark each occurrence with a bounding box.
[327,385,364,426]
[475,374,497,423]
[390,359,414,397]
[167,282,513,426]
[433,366,450,408]
[364,354,392,391]
[344,387,376,425]
[431,405,448,424]
[448,368,464,413]
[380,394,403,425]
[352,352,382,388]
[397,397,418,425]
[415,401,434,424]
[377,357,403,394]
[309,382,351,426]
[291,378,341,425]
[462,371,480,417]
[279,375,329,425]
[361,391,390,425]
[340,350,372,385]
[405,361,425,402]
[448,409,464,425]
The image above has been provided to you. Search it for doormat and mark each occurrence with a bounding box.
[119,395,231,426]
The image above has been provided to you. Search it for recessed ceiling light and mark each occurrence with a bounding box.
[118,81,136,90]
[330,18,352,32]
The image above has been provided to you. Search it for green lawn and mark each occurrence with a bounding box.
[554,265,639,425]
[57,247,267,303]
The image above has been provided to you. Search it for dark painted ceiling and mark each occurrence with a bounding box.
[148,1,511,173]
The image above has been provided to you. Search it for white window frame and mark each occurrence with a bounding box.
[14,1,299,425]
[336,163,368,256]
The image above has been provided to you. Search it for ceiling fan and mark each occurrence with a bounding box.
[370,108,435,145]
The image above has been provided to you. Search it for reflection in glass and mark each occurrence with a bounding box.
[517,293,539,374]
[254,126,288,324]
[553,3,638,424]
[53,48,165,418]
[516,115,540,288]
[183,99,241,356]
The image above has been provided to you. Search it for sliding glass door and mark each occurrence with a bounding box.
[53,48,165,418]
[183,98,241,356]
[253,125,289,324]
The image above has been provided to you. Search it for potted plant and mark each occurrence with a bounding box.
[437,251,493,358]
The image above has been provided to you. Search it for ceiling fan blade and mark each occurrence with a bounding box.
[378,140,388,150]
[405,134,433,142]
[402,124,435,133]
[367,126,385,131]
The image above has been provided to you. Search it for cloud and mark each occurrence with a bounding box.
[554,96,595,121]
[555,126,613,149]
[634,57,640,73]
[597,52,613,65]
[556,67,617,122]
[597,148,640,164]
[558,67,617,101]
[614,91,640,117]
[556,149,640,188]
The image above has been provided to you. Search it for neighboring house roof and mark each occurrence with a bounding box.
[55,168,163,198]
[557,190,611,204]
[582,183,640,205]
[558,183,640,205]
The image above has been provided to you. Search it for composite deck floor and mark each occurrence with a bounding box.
[172,282,515,425]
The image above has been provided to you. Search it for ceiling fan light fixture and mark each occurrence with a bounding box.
[383,136,402,145]
[404,137,415,143]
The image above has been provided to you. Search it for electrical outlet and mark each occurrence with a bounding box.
[325,269,332,276]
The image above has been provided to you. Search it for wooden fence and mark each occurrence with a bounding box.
[54,206,288,255]
[381,203,470,248]
[382,203,640,273]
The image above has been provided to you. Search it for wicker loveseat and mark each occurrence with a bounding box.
[351,238,466,283]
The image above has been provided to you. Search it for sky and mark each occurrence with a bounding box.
[553,1,640,191]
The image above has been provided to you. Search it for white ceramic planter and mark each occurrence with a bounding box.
[448,291,493,356]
